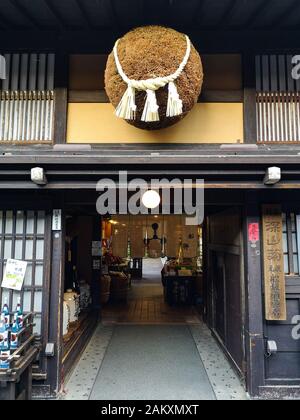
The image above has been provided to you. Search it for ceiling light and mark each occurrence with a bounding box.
[142,190,161,209]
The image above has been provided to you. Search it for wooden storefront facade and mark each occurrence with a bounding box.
[1,0,300,399]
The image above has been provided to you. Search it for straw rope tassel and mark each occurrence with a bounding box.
[167,81,183,117]
[115,85,137,120]
[141,89,160,122]
[113,35,191,122]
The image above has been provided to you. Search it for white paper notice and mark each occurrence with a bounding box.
[2,259,28,291]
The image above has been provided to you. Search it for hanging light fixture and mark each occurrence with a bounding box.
[142,190,161,209]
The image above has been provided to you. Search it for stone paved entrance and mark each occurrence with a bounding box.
[62,323,247,401]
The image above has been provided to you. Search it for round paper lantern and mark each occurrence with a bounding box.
[105,26,204,130]
[142,190,161,209]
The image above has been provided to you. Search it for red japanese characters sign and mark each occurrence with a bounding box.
[248,222,260,242]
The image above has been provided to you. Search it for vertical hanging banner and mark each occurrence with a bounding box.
[262,205,287,321]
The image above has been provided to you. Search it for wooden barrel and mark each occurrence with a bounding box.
[100,275,111,304]
[110,272,129,302]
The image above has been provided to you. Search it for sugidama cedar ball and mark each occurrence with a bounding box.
[105,26,204,130]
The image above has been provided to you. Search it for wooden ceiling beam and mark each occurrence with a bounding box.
[0,11,17,30]
[102,0,120,30]
[244,0,273,28]
[192,0,206,27]
[268,0,299,28]
[9,0,41,29]
[74,0,93,30]
[218,0,238,28]
[43,0,66,30]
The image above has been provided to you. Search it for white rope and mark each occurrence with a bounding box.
[113,35,191,122]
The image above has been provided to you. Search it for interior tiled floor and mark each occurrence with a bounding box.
[102,284,201,325]
[102,258,201,325]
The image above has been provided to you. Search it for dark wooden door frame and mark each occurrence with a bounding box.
[243,191,265,397]
[45,197,65,396]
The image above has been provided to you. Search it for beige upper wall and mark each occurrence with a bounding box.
[67,102,244,144]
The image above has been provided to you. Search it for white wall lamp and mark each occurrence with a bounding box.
[31,167,48,186]
[264,167,281,185]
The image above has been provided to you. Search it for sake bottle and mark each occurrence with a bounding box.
[15,298,23,329]
[0,316,8,351]
[1,298,10,330]
[0,337,10,369]
[10,314,19,350]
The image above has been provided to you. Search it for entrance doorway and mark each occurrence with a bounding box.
[61,206,247,400]
[100,215,203,326]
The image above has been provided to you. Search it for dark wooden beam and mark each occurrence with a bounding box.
[53,51,69,144]
[9,0,41,29]
[218,0,238,28]
[43,0,66,29]
[1,30,300,53]
[243,53,257,144]
[0,11,17,30]
[268,0,299,28]
[102,0,120,30]
[68,89,243,103]
[244,191,265,397]
[2,153,300,166]
[244,0,273,28]
[192,0,206,27]
[74,0,93,30]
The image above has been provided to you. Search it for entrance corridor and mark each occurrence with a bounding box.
[62,259,247,400]
[62,323,247,401]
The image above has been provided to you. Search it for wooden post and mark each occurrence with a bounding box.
[243,52,257,144]
[53,49,68,144]
[47,204,65,396]
[244,192,265,397]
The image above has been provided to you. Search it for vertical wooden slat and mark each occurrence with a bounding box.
[270,55,278,92]
[38,54,46,91]
[278,55,287,92]
[9,55,19,141]
[255,55,262,92]
[262,55,270,92]
[20,54,29,91]
[47,54,55,90]
[11,54,19,91]
[2,54,11,91]
[29,54,37,91]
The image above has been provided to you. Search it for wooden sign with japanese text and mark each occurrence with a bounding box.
[262,205,287,321]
